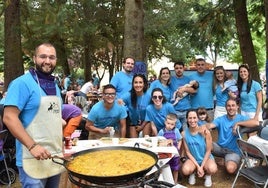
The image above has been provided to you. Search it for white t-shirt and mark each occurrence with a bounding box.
[80,82,93,94]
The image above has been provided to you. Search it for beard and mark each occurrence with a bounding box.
[124,67,133,74]
[35,63,55,75]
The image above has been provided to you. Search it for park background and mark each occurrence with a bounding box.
[1,1,268,187]
[0,1,268,97]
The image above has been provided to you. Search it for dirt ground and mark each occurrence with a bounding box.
[179,156,253,188]
[178,129,254,188]
[5,130,254,188]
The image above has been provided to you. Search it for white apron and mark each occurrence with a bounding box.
[22,96,65,178]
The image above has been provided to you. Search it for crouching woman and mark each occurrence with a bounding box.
[181,109,217,187]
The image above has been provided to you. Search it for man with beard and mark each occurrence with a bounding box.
[170,61,197,131]
[85,84,127,139]
[3,43,64,187]
[206,99,259,174]
[110,57,135,98]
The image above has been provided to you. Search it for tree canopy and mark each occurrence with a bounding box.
[0,0,266,87]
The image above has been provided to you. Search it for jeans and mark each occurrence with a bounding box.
[18,167,61,188]
[175,110,187,131]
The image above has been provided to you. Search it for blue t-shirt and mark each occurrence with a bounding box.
[215,84,229,107]
[88,100,127,129]
[169,75,192,111]
[147,80,172,101]
[145,102,182,131]
[64,76,71,90]
[4,72,62,167]
[240,80,262,112]
[198,120,208,126]
[213,114,249,154]
[184,128,214,165]
[190,71,213,109]
[121,92,151,125]
[110,71,133,99]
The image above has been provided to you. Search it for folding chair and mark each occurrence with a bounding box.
[237,125,262,140]
[0,129,16,186]
[263,119,268,127]
[231,139,268,188]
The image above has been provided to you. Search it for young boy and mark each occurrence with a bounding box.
[157,113,182,184]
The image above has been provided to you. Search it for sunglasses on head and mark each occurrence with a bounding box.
[152,95,163,100]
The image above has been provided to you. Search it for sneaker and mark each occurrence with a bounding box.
[188,173,196,185]
[204,175,212,187]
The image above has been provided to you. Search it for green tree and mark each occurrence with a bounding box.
[265,0,268,98]
[233,0,260,83]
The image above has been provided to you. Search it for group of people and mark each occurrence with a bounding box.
[0,42,263,187]
[84,57,261,186]
[61,73,100,105]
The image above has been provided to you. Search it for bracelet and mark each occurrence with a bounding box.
[28,143,38,151]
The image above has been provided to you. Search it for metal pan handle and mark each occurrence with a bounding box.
[51,155,73,165]
[134,142,140,148]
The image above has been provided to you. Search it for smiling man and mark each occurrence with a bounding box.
[110,57,135,98]
[190,58,214,120]
[3,43,63,188]
[206,99,259,174]
[85,84,127,139]
[170,61,197,131]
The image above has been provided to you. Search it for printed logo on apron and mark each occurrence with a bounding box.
[23,96,65,178]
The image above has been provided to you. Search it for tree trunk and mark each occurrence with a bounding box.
[52,36,70,76]
[83,35,92,82]
[83,2,93,82]
[265,0,268,99]
[233,0,260,83]
[123,0,145,62]
[4,0,23,90]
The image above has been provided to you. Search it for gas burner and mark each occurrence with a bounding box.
[68,170,174,188]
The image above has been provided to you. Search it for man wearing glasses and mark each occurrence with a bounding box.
[85,84,127,139]
[3,43,63,187]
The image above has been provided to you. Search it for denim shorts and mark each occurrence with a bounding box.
[212,142,241,165]
[18,167,61,188]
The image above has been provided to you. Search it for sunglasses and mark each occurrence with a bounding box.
[152,95,163,100]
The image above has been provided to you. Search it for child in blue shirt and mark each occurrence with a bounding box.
[197,107,212,126]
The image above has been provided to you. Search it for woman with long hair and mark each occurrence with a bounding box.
[147,67,172,101]
[237,64,263,121]
[121,74,151,137]
[181,109,217,187]
[213,66,228,119]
